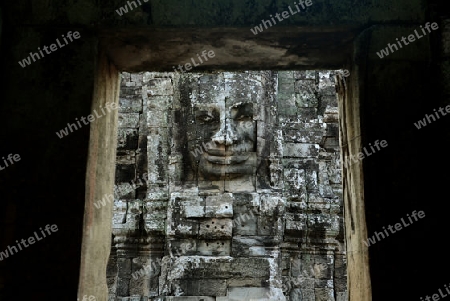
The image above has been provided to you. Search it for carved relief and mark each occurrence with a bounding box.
[111,71,347,301]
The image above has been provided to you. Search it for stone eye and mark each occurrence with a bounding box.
[235,114,252,121]
[197,114,215,123]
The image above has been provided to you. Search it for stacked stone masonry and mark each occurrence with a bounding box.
[108,70,348,301]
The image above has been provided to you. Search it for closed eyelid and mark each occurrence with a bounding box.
[196,114,214,119]
[195,111,220,123]
[231,103,253,119]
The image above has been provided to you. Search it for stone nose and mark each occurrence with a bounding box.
[211,120,237,146]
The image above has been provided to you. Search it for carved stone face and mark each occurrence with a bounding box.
[188,97,257,180]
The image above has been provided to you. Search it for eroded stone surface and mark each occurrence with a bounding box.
[109,71,347,301]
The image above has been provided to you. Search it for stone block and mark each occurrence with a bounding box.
[277,93,297,115]
[233,212,258,236]
[336,292,348,301]
[318,71,335,88]
[148,109,169,127]
[166,218,199,237]
[130,73,143,84]
[199,218,233,238]
[260,194,284,214]
[226,277,270,288]
[231,236,276,257]
[307,213,332,237]
[278,71,294,80]
[299,289,316,301]
[318,183,334,198]
[324,123,339,137]
[136,139,147,174]
[231,258,271,278]
[144,201,167,233]
[139,108,148,135]
[116,150,136,165]
[115,277,130,297]
[295,82,318,108]
[163,256,269,281]
[294,70,316,80]
[285,213,307,235]
[286,199,307,212]
[284,168,306,188]
[180,196,205,218]
[121,72,131,83]
[167,239,197,256]
[284,129,324,144]
[129,264,158,296]
[227,287,271,301]
[283,121,325,132]
[233,193,260,212]
[148,78,174,96]
[117,258,132,276]
[175,279,227,296]
[283,143,320,158]
[205,193,233,217]
[114,183,135,199]
[147,132,169,185]
[117,128,138,150]
[119,95,143,113]
[305,169,318,191]
[196,240,231,256]
[117,201,143,232]
[315,288,335,301]
[323,97,338,112]
[115,163,136,183]
[257,215,278,236]
[290,288,303,300]
[119,113,140,128]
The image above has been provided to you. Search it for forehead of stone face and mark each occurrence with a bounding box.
[197,73,226,104]
[224,72,264,105]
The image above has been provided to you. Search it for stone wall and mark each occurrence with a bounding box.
[110,70,347,301]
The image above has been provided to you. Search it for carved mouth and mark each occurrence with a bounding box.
[204,153,250,165]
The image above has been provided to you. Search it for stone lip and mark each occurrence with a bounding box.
[204,153,250,165]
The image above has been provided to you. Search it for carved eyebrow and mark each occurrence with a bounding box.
[194,105,220,114]
[230,102,252,109]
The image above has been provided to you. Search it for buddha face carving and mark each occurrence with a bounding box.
[188,98,257,180]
